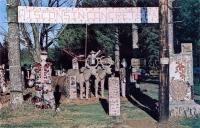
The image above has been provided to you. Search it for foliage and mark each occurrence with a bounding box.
[58,24,86,52]
[194,82,200,95]
[136,0,159,7]
[48,46,72,70]
[173,0,200,66]
[50,23,117,69]
[50,0,139,69]
[138,24,159,67]
[89,24,116,56]
[20,48,34,67]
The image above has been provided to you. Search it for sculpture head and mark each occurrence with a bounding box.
[90,50,96,56]
[121,58,127,68]
[40,50,48,61]
[0,64,5,70]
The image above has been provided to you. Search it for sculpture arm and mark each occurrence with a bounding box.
[28,67,37,87]
[94,50,101,57]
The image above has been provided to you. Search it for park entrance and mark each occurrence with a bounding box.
[17,5,166,120]
[16,4,200,122]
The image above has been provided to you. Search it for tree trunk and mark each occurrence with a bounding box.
[132,1,138,49]
[7,0,23,110]
[132,1,139,60]
[115,26,120,72]
[30,49,40,63]
[132,24,139,49]
[158,0,169,123]
[168,0,175,53]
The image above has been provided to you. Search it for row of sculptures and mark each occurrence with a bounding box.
[0,50,141,111]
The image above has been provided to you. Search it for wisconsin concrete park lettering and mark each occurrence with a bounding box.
[18,6,158,24]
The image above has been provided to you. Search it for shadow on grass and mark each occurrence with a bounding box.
[23,92,32,101]
[194,100,200,105]
[142,79,159,84]
[99,98,109,115]
[54,85,61,108]
[127,92,158,121]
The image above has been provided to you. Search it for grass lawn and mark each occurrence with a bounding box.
[0,87,200,128]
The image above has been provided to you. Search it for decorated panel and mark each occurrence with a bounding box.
[67,76,77,99]
[169,53,193,101]
[108,77,120,116]
[181,43,192,52]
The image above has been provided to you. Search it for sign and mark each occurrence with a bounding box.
[160,58,169,64]
[109,77,120,116]
[181,43,192,52]
[67,76,77,99]
[131,58,146,67]
[18,6,159,24]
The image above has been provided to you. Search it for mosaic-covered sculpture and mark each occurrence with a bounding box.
[0,64,6,93]
[28,51,55,110]
[85,51,114,98]
[119,58,127,97]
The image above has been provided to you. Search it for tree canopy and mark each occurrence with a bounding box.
[173,0,200,66]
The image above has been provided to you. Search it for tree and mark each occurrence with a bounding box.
[19,0,76,63]
[52,0,139,71]
[173,0,200,67]
[52,23,117,70]
[138,24,159,67]
[48,24,86,70]
[20,48,34,67]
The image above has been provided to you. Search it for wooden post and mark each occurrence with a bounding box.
[7,0,23,110]
[159,0,169,123]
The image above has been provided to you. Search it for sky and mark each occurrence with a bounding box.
[0,0,7,44]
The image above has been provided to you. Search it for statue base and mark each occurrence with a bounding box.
[169,100,200,117]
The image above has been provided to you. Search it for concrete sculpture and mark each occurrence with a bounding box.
[28,51,55,110]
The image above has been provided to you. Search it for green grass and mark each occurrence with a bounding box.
[178,116,200,128]
[194,83,200,95]
[1,89,200,128]
[121,100,149,119]
[0,102,117,127]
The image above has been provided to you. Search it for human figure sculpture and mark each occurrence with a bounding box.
[79,67,91,100]
[120,58,127,97]
[94,66,107,98]
[87,50,101,65]
[28,51,55,110]
[0,64,6,93]
[72,57,79,69]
